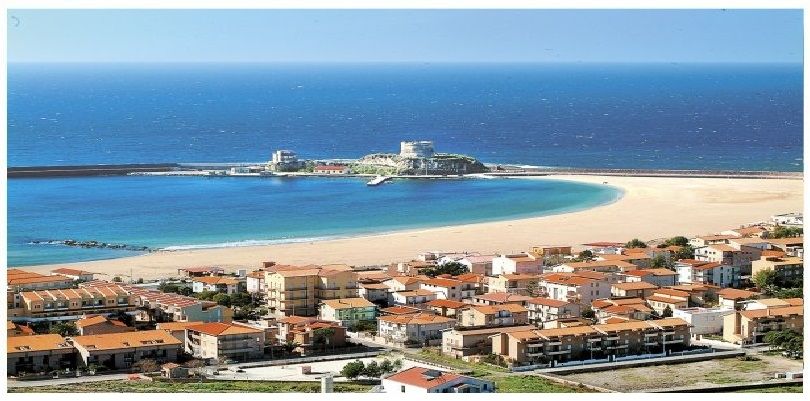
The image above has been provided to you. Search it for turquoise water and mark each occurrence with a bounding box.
[7,176,621,266]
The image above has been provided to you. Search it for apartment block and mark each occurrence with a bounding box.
[319,297,377,326]
[7,334,75,375]
[457,304,529,328]
[72,330,182,370]
[185,322,265,362]
[265,265,359,318]
[723,305,803,344]
[378,313,455,346]
[442,325,535,358]
[525,297,582,325]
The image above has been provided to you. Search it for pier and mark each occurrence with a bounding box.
[366,176,391,186]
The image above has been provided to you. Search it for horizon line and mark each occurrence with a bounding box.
[8,60,803,65]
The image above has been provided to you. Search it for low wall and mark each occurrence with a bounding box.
[650,378,803,393]
[537,350,745,375]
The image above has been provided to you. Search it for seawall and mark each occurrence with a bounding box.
[8,163,180,178]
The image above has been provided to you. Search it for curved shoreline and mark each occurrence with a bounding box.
[16,174,803,280]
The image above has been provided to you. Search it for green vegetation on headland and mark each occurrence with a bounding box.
[732,383,803,393]
[9,380,375,393]
[490,376,595,393]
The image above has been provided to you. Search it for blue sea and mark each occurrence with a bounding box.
[6,63,804,266]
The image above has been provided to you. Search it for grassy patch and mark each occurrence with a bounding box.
[719,358,766,373]
[9,380,374,393]
[413,348,508,375]
[487,375,596,393]
[733,384,803,393]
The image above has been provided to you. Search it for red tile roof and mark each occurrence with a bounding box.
[384,367,464,389]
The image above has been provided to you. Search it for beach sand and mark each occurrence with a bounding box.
[18,175,803,280]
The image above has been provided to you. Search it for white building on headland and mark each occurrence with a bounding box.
[400,141,435,158]
[271,150,298,164]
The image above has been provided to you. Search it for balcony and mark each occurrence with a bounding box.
[605,344,628,350]
[546,349,571,355]
[546,341,562,346]
[663,336,684,345]
[605,336,620,341]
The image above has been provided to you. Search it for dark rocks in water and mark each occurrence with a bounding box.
[30,239,152,252]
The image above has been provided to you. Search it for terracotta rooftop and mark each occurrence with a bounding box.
[421,278,463,288]
[51,268,92,276]
[426,299,469,309]
[469,304,527,314]
[384,367,465,390]
[379,306,423,315]
[612,282,659,291]
[739,306,803,319]
[526,297,570,308]
[379,313,455,325]
[157,321,204,331]
[186,322,263,336]
[8,334,71,353]
[321,297,376,310]
[72,330,181,351]
[645,295,687,304]
[717,288,761,300]
[473,293,532,303]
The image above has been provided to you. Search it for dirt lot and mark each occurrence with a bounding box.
[564,354,803,392]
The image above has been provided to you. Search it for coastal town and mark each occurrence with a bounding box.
[7,212,804,393]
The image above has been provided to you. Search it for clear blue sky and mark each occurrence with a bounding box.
[7,9,803,63]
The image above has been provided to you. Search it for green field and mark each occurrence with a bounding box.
[487,375,596,393]
[9,380,375,393]
[732,384,803,393]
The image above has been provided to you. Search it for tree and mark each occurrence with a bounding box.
[114,310,134,326]
[379,359,394,374]
[112,276,122,283]
[651,255,670,269]
[158,283,180,294]
[525,280,540,297]
[577,250,594,261]
[313,328,335,351]
[341,360,365,380]
[179,286,194,296]
[212,293,232,307]
[661,305,673,318]
[136,278,144,284]
[194,290,217,301]
[625,239,647,249]
[49,322,78,336]
[772,226,803,239]
[392,359,403,370]
[752,269,778,291]
[363,360,382,378]
[133,358,160,373]
[423,262,469,278]
[581,306,595,319]
[664,236,689,247]
[674,245,695,260]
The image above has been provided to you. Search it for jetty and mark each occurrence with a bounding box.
[366,176,391,186]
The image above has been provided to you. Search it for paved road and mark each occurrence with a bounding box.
[8,373,134,388]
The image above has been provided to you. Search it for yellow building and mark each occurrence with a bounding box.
[723,304,803,345]
[265,266,359,317]
[488,274,540,295]
[751,256,803,284]
[17,286,135,321]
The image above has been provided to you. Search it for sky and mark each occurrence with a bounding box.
[6,9,804,63]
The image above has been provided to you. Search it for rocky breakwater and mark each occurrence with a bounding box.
[352,152,489,175]
[29,239,152,252]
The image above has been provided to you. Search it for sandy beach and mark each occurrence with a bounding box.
[18,174,803,280]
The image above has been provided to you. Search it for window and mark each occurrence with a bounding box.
[401,385,406,393]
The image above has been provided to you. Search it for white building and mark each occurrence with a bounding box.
[672,307,734,335]
[382,367,495,393]
[675,259,739,288]
[771,212,803,227]
[491,253,542,275]
[399,141,435,158]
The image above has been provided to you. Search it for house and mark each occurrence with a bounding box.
[7,321,35,337]
[771,212,803,227]
[598,253,652,269]
[453,273,483,297]
[645,289,689,315]
[471,293,533,306]
[425,299,469,317]
[751,256,803,285]
[721,226,769,238]
[540,273,611,305]
[419,278,465,301]
[383,276,426,292]
[185,322,265,362]
[610,281,659,298]
[673,307,734,336]
[393,260,437,276]
[246,271,266,293]
[441,325,535,358]
[723,305,803,344]
[592,298,653,323]
[491,318,690,365]
[275,317,346,348]
[72,330,182,371]
[675,259,739,288]
[377,313,455,346]
[529,245,572,258]
[457,255,495,275]
[7,334,75,375]
[177,266,224,278]
[491,253,542,275]
[382,367,495,393]
[689,235,739,248]
[525,298,582,325]
[359,282,391,304]
[7,269,74,292]
[319,298,377,326]
[622,268,679,287]
[75,315,136,336]
[717,288,761,309]
[488,274,540,295]
[17,285,136,322]
[191,276,242,294]
[457,304,529,328]
[161,362,189,378]
[379,305,423,316]
[694,244,762,276]
[555,260,636,274]
[741,297,803,311]
[50,268,95,282]
[391,289,437,306]
[667,284,710,306]
[115,281,232,323]
[764,237,803,258]
[581,242,625,255]
[156,321,204,343]
[313,164,349,174]
[264,265,359,318]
